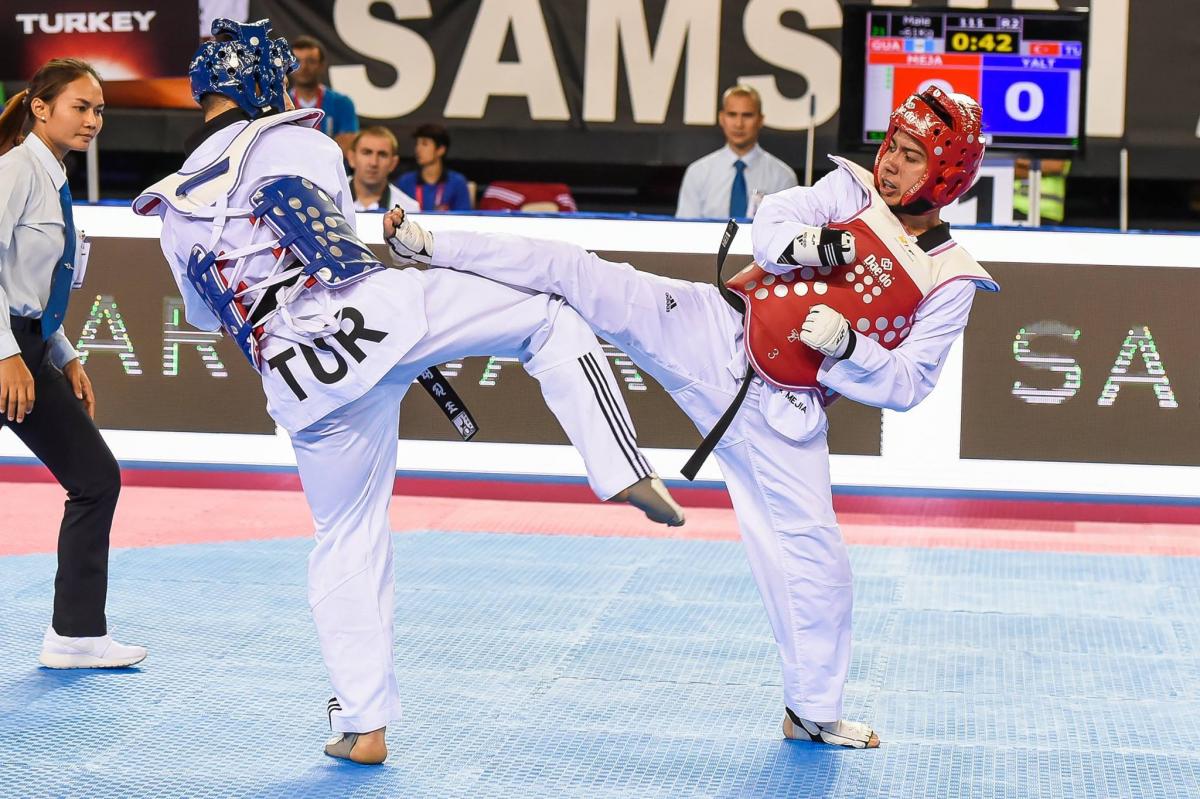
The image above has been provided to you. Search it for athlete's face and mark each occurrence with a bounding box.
[413,136,445,168]
[875,130,928,207]
[349,134,399,186]
[31,75,104,160]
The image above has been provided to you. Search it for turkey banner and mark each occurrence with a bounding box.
[1,1,199,108]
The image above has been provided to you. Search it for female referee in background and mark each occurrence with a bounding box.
[0,58,145,668]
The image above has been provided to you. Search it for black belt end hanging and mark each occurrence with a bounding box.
[416,367,480,441]
[681,364,754,480]
[681,219,753,481]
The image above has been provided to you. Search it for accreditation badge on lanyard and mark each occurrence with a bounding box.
[415,183,447,211]
[72,233,91,289]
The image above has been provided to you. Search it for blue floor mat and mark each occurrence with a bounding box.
[1,531,1198,798]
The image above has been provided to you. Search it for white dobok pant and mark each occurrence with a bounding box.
[291,267,654,733]
[432,231,853,722]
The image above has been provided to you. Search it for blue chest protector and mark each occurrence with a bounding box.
[184,175,386,367]
[250,176,385,289]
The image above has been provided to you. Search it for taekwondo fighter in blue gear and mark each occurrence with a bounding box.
[387,88,1000,750]
[134,18,684,765]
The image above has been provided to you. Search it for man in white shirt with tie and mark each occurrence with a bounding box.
[675,85,798,220]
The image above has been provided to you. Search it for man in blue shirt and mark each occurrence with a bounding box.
[287,35,358,160]
[397,123,472,211]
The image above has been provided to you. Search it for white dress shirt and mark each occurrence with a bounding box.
[353,182,419,213]
[675,143,798,220]
[0,133,79,368]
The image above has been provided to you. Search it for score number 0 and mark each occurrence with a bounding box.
[919,78,1045,122]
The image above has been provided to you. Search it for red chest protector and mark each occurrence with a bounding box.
[726,158,977,402]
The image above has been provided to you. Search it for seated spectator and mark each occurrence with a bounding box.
[347,126,418,212]
[479,181,576,213]
[287,35,358,160]
[398,123,472,211]
[675,84,797,220]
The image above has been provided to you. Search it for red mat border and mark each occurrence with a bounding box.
[3,461,1199,526]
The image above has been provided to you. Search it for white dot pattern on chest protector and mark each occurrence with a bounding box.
[813,282,828,295]
[794,283,809,297]
[857,318,870,332]
[755,288,769,300]
[773,285,788,297]
[763,274,776,286]
[800,267,815,280]
[884,330,897,343]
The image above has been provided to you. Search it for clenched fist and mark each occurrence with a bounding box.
[800,304,852,358]
[383,206,434,266]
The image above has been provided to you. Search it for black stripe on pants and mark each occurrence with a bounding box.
[2,319,120,637]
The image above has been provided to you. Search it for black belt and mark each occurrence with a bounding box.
[681,220,755,481]
[9,315,43,336]
[248,265,480,442]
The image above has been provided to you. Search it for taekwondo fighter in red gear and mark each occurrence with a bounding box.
[386,87,998,749]
[133,18,684,765]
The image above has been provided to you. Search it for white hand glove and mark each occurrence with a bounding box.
[385,207,434,266]
[784,226,856,268]
[800,304,852,358]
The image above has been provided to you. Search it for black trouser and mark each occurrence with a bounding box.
[2,316,120,637]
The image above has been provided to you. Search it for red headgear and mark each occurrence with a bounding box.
[874,87,985,214]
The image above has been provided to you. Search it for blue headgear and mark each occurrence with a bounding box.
[189,18,297,117]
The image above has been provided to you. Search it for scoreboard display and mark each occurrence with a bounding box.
[839,6,1089,154]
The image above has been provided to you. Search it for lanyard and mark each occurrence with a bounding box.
[414,182,446,211]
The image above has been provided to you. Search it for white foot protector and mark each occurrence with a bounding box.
[783,708,879,749]
[38,626,147,669]
[611,475,685,527]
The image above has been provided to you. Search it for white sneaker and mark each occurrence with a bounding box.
[38,626,147,669]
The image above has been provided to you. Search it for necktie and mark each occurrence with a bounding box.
[729,159,748,219]
[43,182,76,340]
